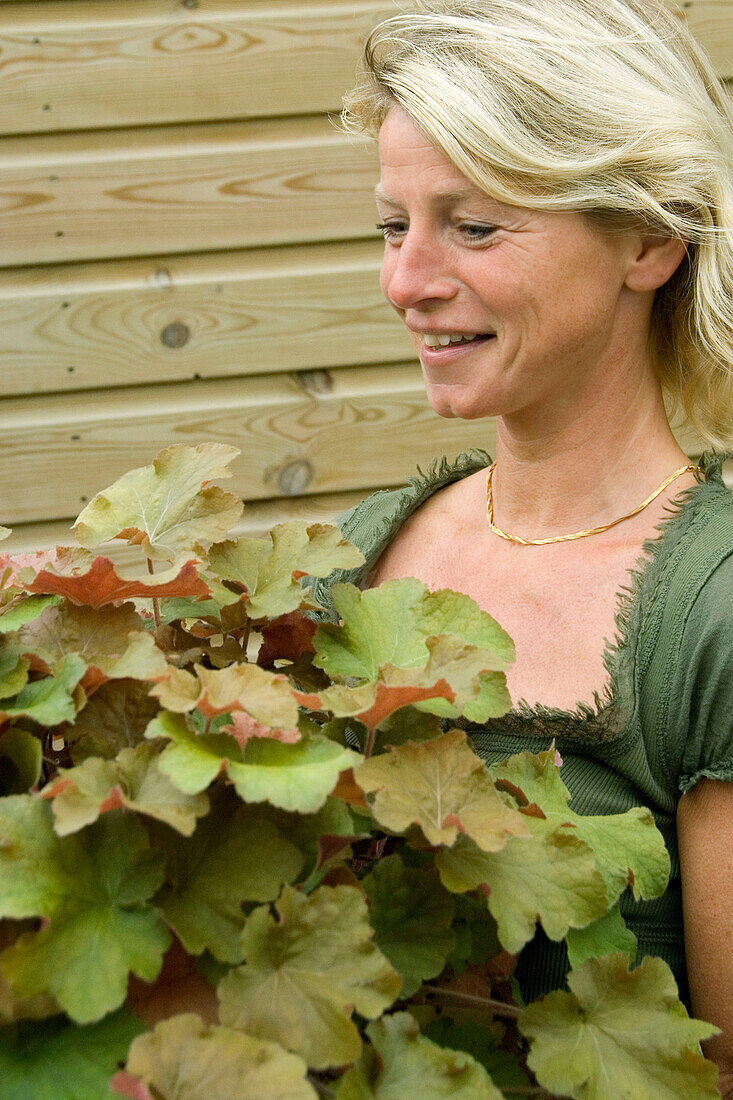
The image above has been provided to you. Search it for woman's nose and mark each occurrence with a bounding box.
[381,233,458,311]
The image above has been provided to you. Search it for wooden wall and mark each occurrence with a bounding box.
[0,0,730,553]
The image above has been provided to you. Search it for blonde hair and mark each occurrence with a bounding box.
[342,0,733,449]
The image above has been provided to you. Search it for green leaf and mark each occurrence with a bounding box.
[0,728,43,794]
[42,744,210,837]
[336,1012,504,1098]
[302,636,512,728]
[67,679,161,763]
[422,1019,532,1090]
[314,580,514,680]
[0,595,61,635]
[256,797,355,880]
[75,443,243,561]
[354,729,526,850]
[0,1007,145,1100]
[436,831,608,954]
[443,894,503,975]
[149,713,359,813]
[120,1013,317,1100]
[0,646,30,699]
[0,654,85,727]
[491,748,670,904]
[17,601,167,684]
[362,855,455,997]
[520,953,721,1099]
[153,790,303,963]
[566,903,638,969]
[208,521,365,620]
[218,884,402,1069]
[0,800,170,1023]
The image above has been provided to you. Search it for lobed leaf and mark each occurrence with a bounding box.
[362,854,456,997]
[0,594,61,635]
[336,1012,504,1098]
[26,555,211,609]
[491,749,670,903]
[436,831,608,954]
[0,1007,144,1100]
[42,743,209,837]
[354,728,526,850]
[565,904,638,970]
[208,521,364,620]
[0,799,169,1022]
[0,654,86,727]
[148,712,358,813]
[67,678,160,763]
[75,443,243,561]
[151,661,300,731]
[218,884,402,1069]
[520,953,721,1099]
[153,790,303,963]
[118,1013,317,1100]
[314,579,514,681]
[16,601,167,686]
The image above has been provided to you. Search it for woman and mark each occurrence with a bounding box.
[315,0,733,1088]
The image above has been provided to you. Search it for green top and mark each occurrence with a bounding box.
[311,449,733,1007]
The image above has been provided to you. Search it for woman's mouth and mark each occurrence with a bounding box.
[418,332,496,358]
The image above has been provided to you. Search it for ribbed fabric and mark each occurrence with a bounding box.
[311,450,733,1008]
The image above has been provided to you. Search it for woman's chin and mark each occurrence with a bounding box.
[424,384,500,421]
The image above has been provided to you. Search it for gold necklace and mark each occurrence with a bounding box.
[486,462,699,546]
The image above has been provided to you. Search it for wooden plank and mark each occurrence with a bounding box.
[0,116,379,267]
[0,0,398,135]
[0,488,371,562]
[0,241,413,396]
[0,1,727,137]
[0,361,499,525]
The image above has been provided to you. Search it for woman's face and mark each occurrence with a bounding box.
[377,108,647,424]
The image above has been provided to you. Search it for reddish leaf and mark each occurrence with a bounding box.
[221,711,301,748]
[257,612,316,668]
[331,768,369,809]
[26,557,211,609]
[354,680,454,730]
[110,1071,154,1100]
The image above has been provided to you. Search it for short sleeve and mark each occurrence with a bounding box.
[676,553,733,794]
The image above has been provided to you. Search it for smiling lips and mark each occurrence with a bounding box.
[419,332,495,349]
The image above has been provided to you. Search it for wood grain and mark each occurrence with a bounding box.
[0,116,379,267]
[0,0,398,135]
[0,361,498,525]
[0,241,413,396]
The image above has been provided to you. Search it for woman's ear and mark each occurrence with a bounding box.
[624,233,688,292]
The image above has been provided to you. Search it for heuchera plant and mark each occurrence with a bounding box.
[0,444,722,1099]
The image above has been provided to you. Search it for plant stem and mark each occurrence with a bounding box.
[418,985,522,1019]
[241,614,252,661]
[147,558,161,629]
[363,726,377,758]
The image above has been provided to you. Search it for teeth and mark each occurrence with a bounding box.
[423,333,483,347]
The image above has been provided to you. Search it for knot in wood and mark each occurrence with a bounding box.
[297,369,333,396]
[161,322,190,349]
[278,459,313,496]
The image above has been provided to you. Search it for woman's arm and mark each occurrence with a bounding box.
[677,777,733,1098]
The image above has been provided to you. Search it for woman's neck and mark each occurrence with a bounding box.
[490,367,691,540]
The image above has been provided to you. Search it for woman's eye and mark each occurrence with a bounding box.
[376,221,406,241]
[459,223,496,241]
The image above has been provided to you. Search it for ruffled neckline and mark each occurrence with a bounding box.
[325,449,732,738]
